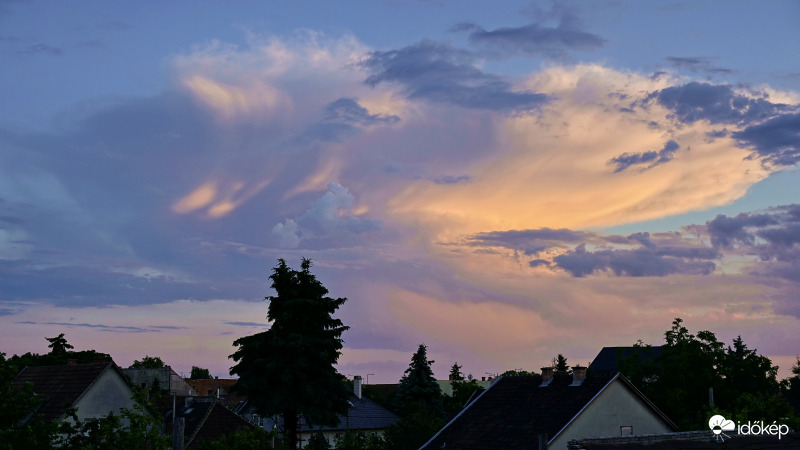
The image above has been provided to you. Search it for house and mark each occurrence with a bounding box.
[168,399,263,449]
[11,361,137,424]
[122,366,195,396]
[588,346,664,374]
[184,377,247,410]
[421,366,678,450]
[568,430,800,449]
[296,376,400,448]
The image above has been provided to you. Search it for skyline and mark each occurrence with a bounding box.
[1,0,799,382]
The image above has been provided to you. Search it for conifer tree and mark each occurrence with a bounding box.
[229,258,350,449]
[395,344,442,414]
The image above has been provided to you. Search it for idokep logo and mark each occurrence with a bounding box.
[708,414,791,442]
[708,415,735,442]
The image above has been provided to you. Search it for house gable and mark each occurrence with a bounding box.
[550,375,676,449]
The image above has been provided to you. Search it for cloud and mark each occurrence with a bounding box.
[452,20,605,60]
[732,112,800,166]
[387,65,777,234]
[224,321,267,327]
[19,43,62,56]
[609,139,680,173]
[553,243,716,277]
[272,183,380,248]
[651,82,789,125]
[664,56,734,75]
[362,40,550,112]
[707,212,778,248]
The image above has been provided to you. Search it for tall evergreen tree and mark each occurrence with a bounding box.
[46,333,74,355]
[229,258,350,450]
[395,344,442,414]
[554,354,570,374]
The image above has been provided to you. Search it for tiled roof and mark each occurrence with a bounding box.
[181,400,257,448]
[589,346,663,373]
[572,431,800,449]
[11,362,118,422]
[421,373,676,450]
[290,392,399,433]
[185,378,237,396]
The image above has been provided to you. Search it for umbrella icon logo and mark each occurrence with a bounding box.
[709,415,735,442]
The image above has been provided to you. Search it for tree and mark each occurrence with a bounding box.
[449,362,463,381]
[229,258,350,450]
[129,355,165,369]
[46,333,74,355]
[394,344,443,415]
[190,366,212,379]
[620,318,798,430]
[554,354,570,374]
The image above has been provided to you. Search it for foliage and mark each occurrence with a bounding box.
[190,366,212,379]
[0,352,59,450]
[449,362,463,381]
[8,334,111,369]
[383,402,445,450]
[620,318,798,430]
[230,258,350,449]
[501,369,537,377]
[394,344,443,415]
[194,426,275,450]
[129,355,165,369]
[783,356,800,415]
[46,333,74,355]
[554,354,570,374]
[333,429,389,449]
[445,379,485,417]
[305,432,331,450]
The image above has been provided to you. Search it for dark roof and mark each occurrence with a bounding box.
[421,373,677,450]
[11,362,122,422]
[589,346,664,373]
[295,393,399,432]
[573,431,800,449]
[180,400,258,448]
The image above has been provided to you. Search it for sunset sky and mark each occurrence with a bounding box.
[1,0,799,383]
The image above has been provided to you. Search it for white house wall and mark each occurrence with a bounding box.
[73,369,137,422]
[549,379,673,450]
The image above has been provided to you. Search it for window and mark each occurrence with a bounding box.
[620,426,633,435]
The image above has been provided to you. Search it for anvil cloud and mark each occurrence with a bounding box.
[1,0,799,382]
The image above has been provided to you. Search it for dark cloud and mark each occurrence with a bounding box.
[451,20,604,60]
[707,212,778,248]
[528,259,551,268]
[553,243,716,278]
[706,128,728,140]
[609,140,679,173]
[434,175,471,185]
[0,308,19,316]
[652,82,787,125]
[19,43,62,56]
[732,112,800,166]
[664,56,734,75]
[224,321,266,327]
[472,228,586,255]
[362,40,550,112]
[324,98,400,126]
[20,321,152,333]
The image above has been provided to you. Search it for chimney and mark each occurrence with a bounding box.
[353,375,362,400]
[540,367,554,387]
[570,365,587,386]
[215,376,220,399]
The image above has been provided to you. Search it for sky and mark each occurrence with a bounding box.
[1,0,799,383]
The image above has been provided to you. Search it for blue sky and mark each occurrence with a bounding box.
[1,0,799,382]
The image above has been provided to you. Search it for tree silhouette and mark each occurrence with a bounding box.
[46,333,74,355]
[229,258,349,449]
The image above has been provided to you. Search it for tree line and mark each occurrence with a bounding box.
[3,259,800,449]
